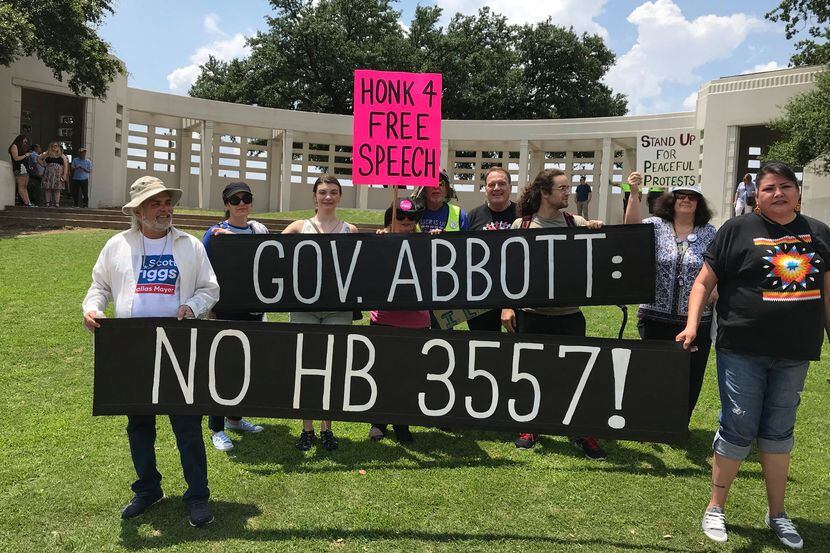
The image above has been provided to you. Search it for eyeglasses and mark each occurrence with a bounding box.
[674,192,698,201]
[552,186,570,193]
[395,212,420,221]
[226,193,253,205]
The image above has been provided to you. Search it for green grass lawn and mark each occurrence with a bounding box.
[1,228,828,552]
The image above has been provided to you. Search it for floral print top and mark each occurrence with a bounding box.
[638,217,717,325]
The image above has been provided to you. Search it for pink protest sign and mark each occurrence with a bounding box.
[352,69,442,186]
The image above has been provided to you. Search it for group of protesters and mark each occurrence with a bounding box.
[81,162,828,550]
[8,134,93,208]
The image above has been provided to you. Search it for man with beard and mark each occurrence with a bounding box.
[82,176,219,527]
[500,169,608,461]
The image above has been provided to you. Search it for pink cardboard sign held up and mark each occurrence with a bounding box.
[352,69,442,186]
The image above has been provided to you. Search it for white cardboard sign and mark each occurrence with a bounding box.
[636,130,699,189]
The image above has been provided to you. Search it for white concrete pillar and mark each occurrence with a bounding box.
[357,181,369,209]
[176,125,192,204]
[199,120,214,209]
[597,137,613,223]
[527,146,544,185]
[441,139,450,173]
[268,132,283,212]
[517,139,529,200]
[280,129,294,211]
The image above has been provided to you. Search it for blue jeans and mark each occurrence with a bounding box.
[127,415,209,504]
[713,350,809,460]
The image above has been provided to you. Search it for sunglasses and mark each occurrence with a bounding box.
[395,211,420,221]
[674,192,698,201]
[226,193,253,205]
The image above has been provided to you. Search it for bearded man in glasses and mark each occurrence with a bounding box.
[500,169,608,461]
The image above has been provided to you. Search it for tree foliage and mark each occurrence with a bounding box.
[189,0,627,119]
[766,0,830,66]
[0,0,124,98]
[766,70,830,174]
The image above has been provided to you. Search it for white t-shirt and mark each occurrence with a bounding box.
[131,234,181,317]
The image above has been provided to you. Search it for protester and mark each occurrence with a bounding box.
[466,166,516,331]
[82,176,219,527]
[575,175,591,218]
[624,171,716,422]
[501,169,607,460]
[201,182,268,451]
[70,147,93,207]
[26,143,44,207]
[677,162,830,549]
[8,134,33,206]
[368,199,430,443]
[283,174,358,452]
[733,173,757,216]
[414,169,469,232]
[39,142,69,208]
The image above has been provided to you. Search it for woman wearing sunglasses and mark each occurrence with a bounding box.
[367,199,430,443]
[624,171,717,423]
[201,181,269,451]
[283,174,358,452]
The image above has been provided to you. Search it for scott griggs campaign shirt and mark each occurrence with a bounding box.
[131,235,181,318]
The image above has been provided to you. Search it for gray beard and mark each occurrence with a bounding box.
[142,217,172,233]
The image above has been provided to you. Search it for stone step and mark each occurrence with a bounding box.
[0,205,382,233]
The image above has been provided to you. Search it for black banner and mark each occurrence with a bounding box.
[93,318,689,443]
[210,225,655,312]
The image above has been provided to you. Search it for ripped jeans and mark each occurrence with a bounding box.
[713,350,809,460]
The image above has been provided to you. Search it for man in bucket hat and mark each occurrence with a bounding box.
[82,176,220,527]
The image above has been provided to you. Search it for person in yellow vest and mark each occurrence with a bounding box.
[412,169,469,232]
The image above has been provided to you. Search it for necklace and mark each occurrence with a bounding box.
[141,229,170,260]
[673,221,696,243]
[314,217,341,234]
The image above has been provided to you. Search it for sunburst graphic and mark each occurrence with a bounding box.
[762,245,819,290]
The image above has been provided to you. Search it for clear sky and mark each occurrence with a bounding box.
[99,0,800,115]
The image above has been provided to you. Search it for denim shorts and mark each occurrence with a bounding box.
[713,350,809,460]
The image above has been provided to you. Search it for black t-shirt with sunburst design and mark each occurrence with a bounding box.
[704,213,830,360]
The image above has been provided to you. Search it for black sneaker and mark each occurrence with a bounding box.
[296,430,315,451]
[572,436,607,461]
[320,429,339,451]
[393,425,413,442]
[515,432,537,449]
[121,490,164,519]
[368,425,386,441]
[187,500,214,527]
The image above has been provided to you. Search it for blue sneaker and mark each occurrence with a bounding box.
[765,512,803,549]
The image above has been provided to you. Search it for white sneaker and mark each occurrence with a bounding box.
[225,418,263,433]
[765,512,803,550]
[211,431,234,451]
[702,506,728,543]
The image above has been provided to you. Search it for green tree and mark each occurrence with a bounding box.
[0,0,124,97]
[189,0,627,119]
[193,0,408,113]
[766,69,830,174]
[516,21,626,118]
[766,1,830,66]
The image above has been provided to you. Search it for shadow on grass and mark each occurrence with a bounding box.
[530,429,765,480]
[119,499,706,552]
[728,519,830,552]
[224,423,523,475]
[218,424,773,480]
